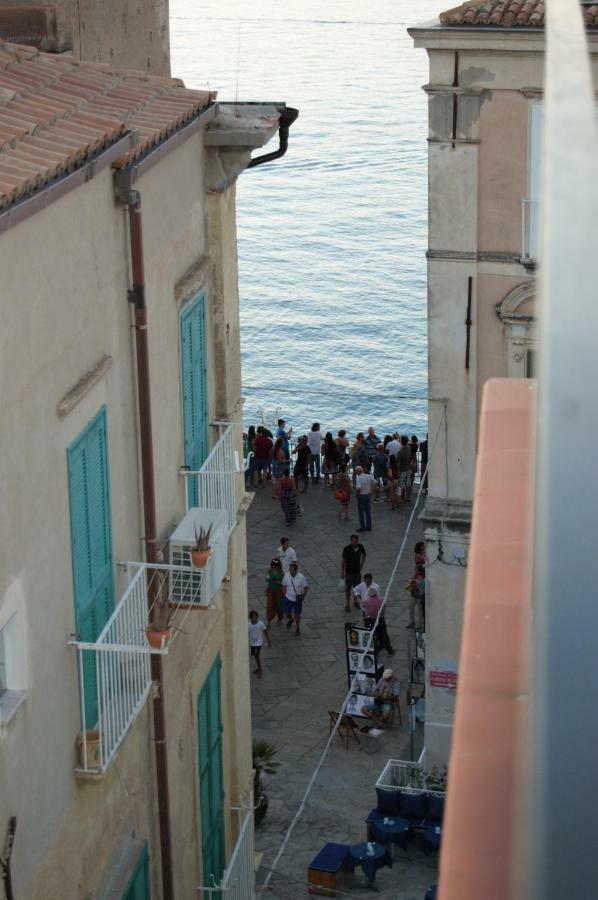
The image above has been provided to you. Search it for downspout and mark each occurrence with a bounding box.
[247,106,299,169]
[125,188,174,900]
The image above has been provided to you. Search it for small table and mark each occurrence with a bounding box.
[423,825,442,855]
[348,842,392,885]
[371,816,411,854]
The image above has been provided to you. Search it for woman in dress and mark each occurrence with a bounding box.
[335,463,352,520]
[265,557,284,625]
[322,432,339,490]
[278,469,298,525]
[292,435,311,493]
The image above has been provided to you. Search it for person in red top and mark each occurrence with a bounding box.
[362,586,394,655]
[252,426,273,487]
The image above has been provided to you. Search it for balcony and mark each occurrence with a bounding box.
[69,561,210,774]
[199,805,255,899]
[181,421,242,535]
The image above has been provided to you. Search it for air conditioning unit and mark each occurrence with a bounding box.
[169,508,229,606]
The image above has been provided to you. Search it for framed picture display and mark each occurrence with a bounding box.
[345,692,372,718]
[411,658,425,686]
[351,672,377,697]
[345,624,381,690]
[415,631,426,660]
[346,625,375,652]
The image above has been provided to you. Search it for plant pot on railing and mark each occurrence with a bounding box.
[145,626,172,649]
[190,525,213,569]
[77,729,102,768]
[146,573,174,650]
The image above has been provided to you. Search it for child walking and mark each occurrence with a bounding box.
[248,610,272,678]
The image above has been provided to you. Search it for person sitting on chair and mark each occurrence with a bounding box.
[362,669,400,724]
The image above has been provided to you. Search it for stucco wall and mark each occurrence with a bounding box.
[0,131,252,897]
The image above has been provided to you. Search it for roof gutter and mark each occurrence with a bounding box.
[247,105,299,169]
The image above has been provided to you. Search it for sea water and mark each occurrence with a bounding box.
[171,0,447,439]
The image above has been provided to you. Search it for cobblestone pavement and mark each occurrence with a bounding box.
[246,479,437,899]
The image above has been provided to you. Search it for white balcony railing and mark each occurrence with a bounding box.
[69,561,209,773]
[199,806,255,899]
[182,422,241,534]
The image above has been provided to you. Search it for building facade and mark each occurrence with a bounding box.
[0,40,295,898]
[409,0,598,765]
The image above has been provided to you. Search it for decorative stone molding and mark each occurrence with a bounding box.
[174,257,210,308]
[56,355,112,418]
[495,280,536,322]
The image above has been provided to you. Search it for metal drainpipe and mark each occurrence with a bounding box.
[247,106,299,169]
[127,192,174,900]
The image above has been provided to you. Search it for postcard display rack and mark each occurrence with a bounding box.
[407,630,426,708]
[345,623,384,718]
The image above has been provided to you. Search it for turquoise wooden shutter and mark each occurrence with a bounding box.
[181,295,209,507]
[198,656,225,891]
[122,843,150,900]
[67,407,114,728]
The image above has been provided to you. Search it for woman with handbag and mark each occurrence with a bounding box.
[335,464,352,520]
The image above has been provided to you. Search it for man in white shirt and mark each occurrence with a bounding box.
[282,561,309,635]
[355,466,376,532]
[352,573,380,607]
[276,536,297,574]
[386,433,401,457]
[307,423,323,483]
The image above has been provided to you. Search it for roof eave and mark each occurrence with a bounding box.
[409,24,598,51]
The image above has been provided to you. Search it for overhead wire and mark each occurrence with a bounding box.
[258,404,447,896]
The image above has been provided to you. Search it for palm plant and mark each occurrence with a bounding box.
[252,739,279,808]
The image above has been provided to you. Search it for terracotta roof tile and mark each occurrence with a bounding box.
[0,39,215,210]
[437,0,598,27]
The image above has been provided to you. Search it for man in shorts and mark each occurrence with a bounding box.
[252,426,273,486]
[248,610,272,678]
[341,534,367,612]
[282,561,309,636]
[362,669,401,724]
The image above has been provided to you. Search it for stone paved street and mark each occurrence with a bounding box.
[245,478,437,899]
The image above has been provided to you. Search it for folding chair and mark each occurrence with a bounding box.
[328,710,360,749]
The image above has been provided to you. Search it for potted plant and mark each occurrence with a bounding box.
[190,524,213,568]
[252,739,279,827]
[76,728,102,768]
[146,575,174,649]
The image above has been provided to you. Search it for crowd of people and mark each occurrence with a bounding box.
[248,531,426,691]
[245,418,429,531]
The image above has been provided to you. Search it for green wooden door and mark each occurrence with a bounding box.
[122,843,150,900]
[198,656,225,891]
[181,295,209,507]
[67,407,114,728]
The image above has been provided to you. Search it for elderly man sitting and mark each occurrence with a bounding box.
[362,669,401,725]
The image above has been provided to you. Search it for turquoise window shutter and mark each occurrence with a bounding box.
[198,655,225,891]
[181,295,209,507]
[122,843,150,900]
[67,407,114,728]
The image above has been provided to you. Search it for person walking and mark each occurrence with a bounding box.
[248,610,272,678]
[282,561,309,636]
[355,466,376,532]
[341,534,367,612]
[406,563,425,630]
[352,573,380,607]
[278,470,298,525]
[307,422,323,484]
[265,558,284,625]
[276,537,297,573]
[362,586,394,655]
[335,463,352,520]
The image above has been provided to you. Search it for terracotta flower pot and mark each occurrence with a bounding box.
[190,547,212,568]
[146,626,172,649]
[77,729,102,768]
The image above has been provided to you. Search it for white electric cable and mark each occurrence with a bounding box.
[259,407,447,895]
